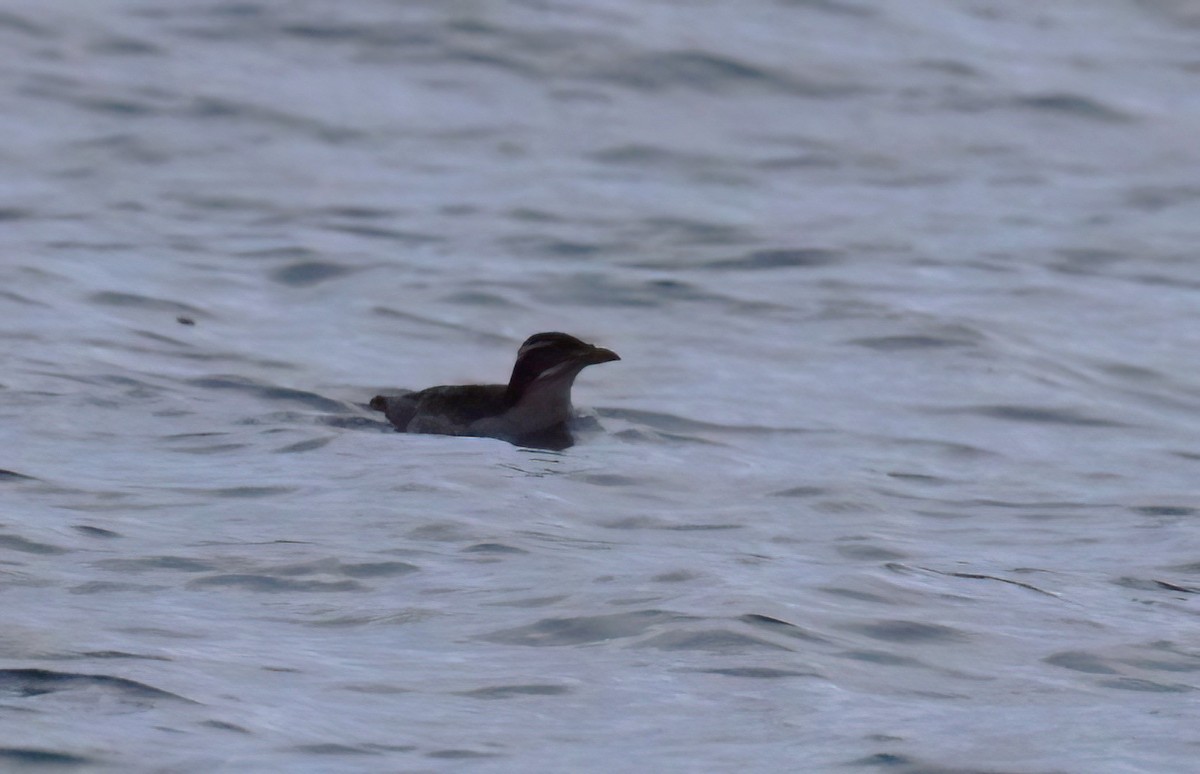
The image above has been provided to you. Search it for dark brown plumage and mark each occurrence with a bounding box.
[369,332,619,450]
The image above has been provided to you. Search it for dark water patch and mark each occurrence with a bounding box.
[1157,579,1198,594]
[653,570,696,582]
[486,595,568,608]
[0,10,53,37]
[171,443,248,455]
[75,96,160,116]
[0,207,32,221]
[427,749,501,760]
[911,566,1059,597]
[570,473,643,487]
[72,525,121,539]
[915,58,981,77]
[309,611,429,628]
[482,610,690,646]
[587,144,742,182]
[640,629,792,652]
[955,405,1125,427]
[443,46,542,79]
[118,626,202,640]
[270,261,355,287]
[188,574,364,592]
[821,585,891,604]
[1097,677,1192,693]
[274,437,333,453]
[408,523,476,542]
[71,582,166,594]
[0,469,38,482]
[850,752,912,768]
[836,543,908,561]
[322,223,439,243]
[1122,657,1200,673]
[180,485,295,498]
[1043,651,1120,674]
[90,36,161,55]
[186,97,363,143]
[534,273,720,307]
[168,192,274,212]
[636,216,752,246]
[601,516,741,531]
[847,620,967,644]
[886,472,949,485]
[770,486,827,497]
[850,335,977,351]
[600,50,856,97]
[755,152,841,170]
[1133,505,1196,517]
[598,406,805,435]
[320,205,395,219]
[1125,185,1200,212]
[610,428,723,446]
[501,234,614,259]
[276,19,422,44]
[0,534,68,555]
[696,667,816,678]
[838,650,925,667]
[294,743,380,756]
[266,558,416,579]
[892,438,997,460]
[364,743,419,753]
[849,753,1020,774]
[441,291,523,308]
[1,289,50,307]
[371,305,514,344]
[1051,247,1128,275]
[96,556,217,573]
[187,376,349,413]
[591,144,704,166]
[321,415,393,431]
[200,719,250,733]
[463,543,528,555]
[89,291,208,318]
[456,684,570,699]
[1096,362,1161,380]
[739,614,829,643]
[342,683,412,694]
[780,0,875,16]
[338,561,419,579]
[75,651,171,662]
[236,246,322,261]
[0,748,96,767]
[1011,93,1132,122]
[0,668,196,704]
[134,329,195,348]
[507,207,563,223]
[702,248,841,270]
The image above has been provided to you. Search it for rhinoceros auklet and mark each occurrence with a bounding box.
[369,332,619,450]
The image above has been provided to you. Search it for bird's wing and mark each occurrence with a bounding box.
[369,392,419,431]
[371,385,509,433]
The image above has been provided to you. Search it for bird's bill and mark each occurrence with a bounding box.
[583,346,620,364]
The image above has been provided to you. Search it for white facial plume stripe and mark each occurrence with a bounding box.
[517,340,559,357]
[534,361,575,381]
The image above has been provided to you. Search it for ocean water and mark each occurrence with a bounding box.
[3,0,1200,771]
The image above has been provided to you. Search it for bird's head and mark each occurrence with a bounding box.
[506,332,619,401]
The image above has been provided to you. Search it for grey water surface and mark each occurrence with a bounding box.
[3,1,1200,771]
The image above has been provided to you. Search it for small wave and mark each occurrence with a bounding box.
[0,668,197,704]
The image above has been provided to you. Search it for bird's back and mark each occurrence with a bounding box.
[370,384,509,434]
